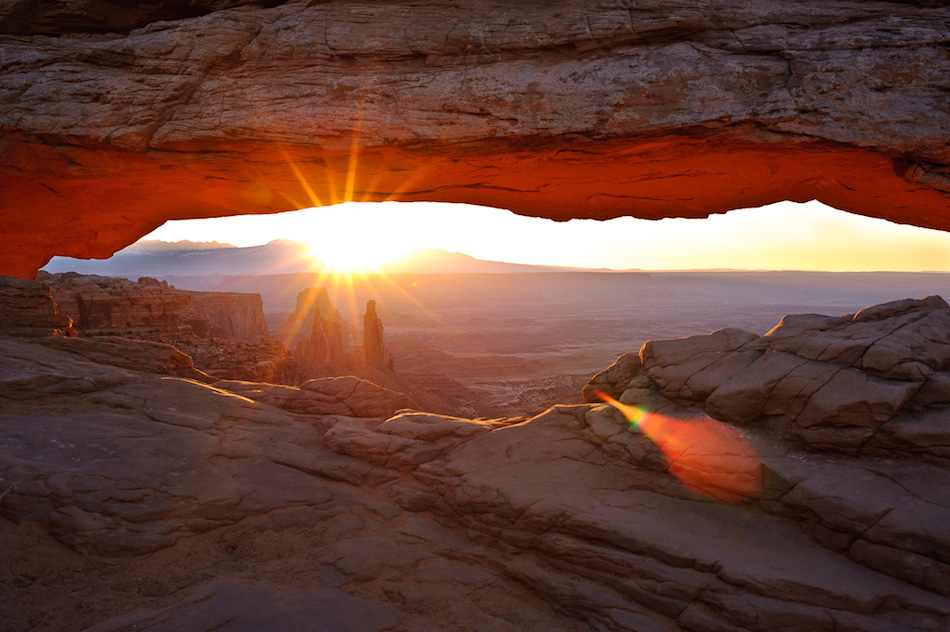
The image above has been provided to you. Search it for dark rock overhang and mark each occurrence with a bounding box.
[1,0,948,277]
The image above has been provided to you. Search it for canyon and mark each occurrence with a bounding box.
[1,0,949,277]
[3,2,950,629]
[1,273,948,631]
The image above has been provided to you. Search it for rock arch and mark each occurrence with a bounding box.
[1,0,948,277]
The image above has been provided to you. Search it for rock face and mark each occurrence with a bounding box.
[3,297,949,631]
[39,272,192,335]
[182,291,268,343]
[295,310,347,376]
[1,1,949,277]
[34,272,298,382]
[0,274,75,337]
[597,296,950,463]
[276,287,348,347]
[41,272,271,341]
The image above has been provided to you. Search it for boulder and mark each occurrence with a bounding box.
[638,297,950,457]
[582,352,641,403]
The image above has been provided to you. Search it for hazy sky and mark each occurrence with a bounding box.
[141,200,950,272]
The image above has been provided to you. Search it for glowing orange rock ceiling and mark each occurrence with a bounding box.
[1,0,948,278]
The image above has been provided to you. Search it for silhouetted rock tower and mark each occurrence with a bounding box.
[358,300,394,371]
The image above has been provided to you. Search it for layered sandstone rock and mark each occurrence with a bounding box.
[0,274,75,337]
[182,291,268,343]
[41,272,270,341]
[2,298,949,631]
[295,310,347,376]
[276,287,349,348]
[591,296,950,462]
[34,272,299,382]
[39,272,192,335]
[1,1,949,277]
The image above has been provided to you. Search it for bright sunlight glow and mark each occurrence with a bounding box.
[305,226,414,273]
[140,200,950,273]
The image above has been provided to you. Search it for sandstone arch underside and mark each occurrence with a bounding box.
[0,0,948,278]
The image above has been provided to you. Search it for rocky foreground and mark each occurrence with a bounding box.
[1,278,949,631]
[3,1,950,278]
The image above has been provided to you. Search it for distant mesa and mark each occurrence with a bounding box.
[43,240,587,279]
[33,271,295,384]
[43,239,318,278]
[122,239,237,253]
[38,271,267,343]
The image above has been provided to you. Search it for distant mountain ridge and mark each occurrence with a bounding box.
[43,239,595,277]
[123,239,237,253]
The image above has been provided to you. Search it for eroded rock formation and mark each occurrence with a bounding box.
[358,300,394,372]
[276,287,348,348]
[295,309,347,375]
[589,296,950,463]
[0,274,75,337]
[31,272,298,382]
[40,272,269,342]
[290,289,396,379]
[182,291,268,343]
[1,1,949,277]
[39,272,192,335]
[2,296,948,631]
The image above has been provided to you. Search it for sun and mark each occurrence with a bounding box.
[305,234,414,273]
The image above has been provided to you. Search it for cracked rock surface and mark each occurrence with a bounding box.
[2,281,949,630]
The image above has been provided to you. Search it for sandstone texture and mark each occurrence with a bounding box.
[33,272,300,382]
[39,272,192,335]
[358,299,395,372]
[181,290,268,343]
[600,296,950,463]
[0,274,75,337]
[40,271,268,341]
[1,1,949,277]
[3,296,949,631]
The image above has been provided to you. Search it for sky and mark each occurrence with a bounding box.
[140,199,950,272]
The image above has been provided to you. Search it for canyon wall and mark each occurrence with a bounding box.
[1,1,948,277]
[33,271,298,381]
[184,291,268,343]
[39,272,269,342]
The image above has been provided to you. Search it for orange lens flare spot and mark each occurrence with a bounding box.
[596,391,764,504]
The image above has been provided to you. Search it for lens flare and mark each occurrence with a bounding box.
[596,391,764,504]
